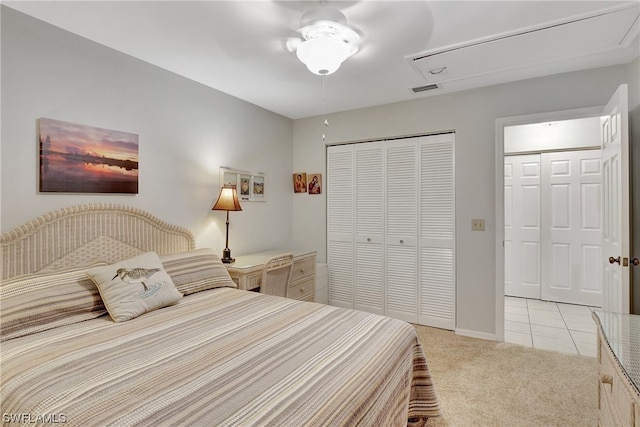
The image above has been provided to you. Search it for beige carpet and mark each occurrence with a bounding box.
[415,325,598,427]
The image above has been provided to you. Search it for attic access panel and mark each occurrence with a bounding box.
[409,7,639,85]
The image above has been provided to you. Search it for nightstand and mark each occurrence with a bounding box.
[224,249,316,301]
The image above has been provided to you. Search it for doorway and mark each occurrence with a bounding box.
[495,84,632,342]
[494,106,604,342]
[504,119,603,307]
[502,118,603,354]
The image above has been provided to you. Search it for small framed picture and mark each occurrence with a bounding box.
[220,167,266,201]
[252,175,264,200]
[239,175,251,198]
[222,170,238,188]
[293,173,307,193]
[307,173,322,194]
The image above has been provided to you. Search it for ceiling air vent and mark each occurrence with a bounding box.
[412,84,439,93]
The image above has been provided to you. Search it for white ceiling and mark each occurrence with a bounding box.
[4,0,640,119]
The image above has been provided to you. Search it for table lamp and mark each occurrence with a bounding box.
[212,186,242,263]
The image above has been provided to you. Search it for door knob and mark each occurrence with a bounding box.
[631,257,640,266]
[609,256,621,265]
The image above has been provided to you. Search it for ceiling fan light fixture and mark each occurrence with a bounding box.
[296,36,350,75]
[293,8,360,76]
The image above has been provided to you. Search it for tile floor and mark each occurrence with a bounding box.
[504,296,598,357]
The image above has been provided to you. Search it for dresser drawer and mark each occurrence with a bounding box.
[225,250,317,299]
[600,381,622,427]
[289,276,314,300]
[291,257,315,282]
[229,270,262,290]
[599,340,638,426]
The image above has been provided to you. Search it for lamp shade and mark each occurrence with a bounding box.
[212,186,242,212]
[296,36,350,75]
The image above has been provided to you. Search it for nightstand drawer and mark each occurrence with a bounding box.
[289,276,314,300]
[291,257,315,282]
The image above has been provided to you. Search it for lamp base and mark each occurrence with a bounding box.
[221,248,234,264]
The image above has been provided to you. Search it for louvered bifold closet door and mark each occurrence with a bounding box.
[419,134,456,330]
[327,134,456,329]
[327,145,355,308]
[354,142,385,315]
[385,140,419,323]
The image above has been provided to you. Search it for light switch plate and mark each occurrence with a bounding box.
[471,218,485,231]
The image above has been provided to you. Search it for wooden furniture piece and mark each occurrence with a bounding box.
[260,253,294,297]
[592,311,640,427]
[225,249,316,301]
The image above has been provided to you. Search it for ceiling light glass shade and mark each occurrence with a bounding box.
[296,36,351,75]
[291,8,360,76]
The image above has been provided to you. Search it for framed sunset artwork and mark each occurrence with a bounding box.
[38,118,139,194]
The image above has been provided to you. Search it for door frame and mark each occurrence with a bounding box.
[494,106,603,341]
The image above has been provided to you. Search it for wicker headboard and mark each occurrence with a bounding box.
[1,204,196,280]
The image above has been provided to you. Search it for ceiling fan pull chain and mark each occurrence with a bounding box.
[322,75,329,141]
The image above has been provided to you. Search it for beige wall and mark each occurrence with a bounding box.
[1,7,294,258]
[293,62,638,337]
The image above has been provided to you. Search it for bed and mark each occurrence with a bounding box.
[0,204,440,426]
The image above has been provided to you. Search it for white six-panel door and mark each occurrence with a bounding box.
[541,150,602,306]
[504,150,603,306]
[601,84,630,313]
[504,154,542,299]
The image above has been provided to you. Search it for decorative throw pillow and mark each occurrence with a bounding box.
[160,248,237,295]
[0,269,107,341]
[86,252,182,322]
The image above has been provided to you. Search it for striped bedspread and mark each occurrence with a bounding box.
[1,288,439,426]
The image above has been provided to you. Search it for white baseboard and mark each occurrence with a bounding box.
[455,328,498,342]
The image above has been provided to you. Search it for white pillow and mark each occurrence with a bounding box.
[87,252,182,322]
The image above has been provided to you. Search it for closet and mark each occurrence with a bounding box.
[327,133,455,330]
[504,149,602,306]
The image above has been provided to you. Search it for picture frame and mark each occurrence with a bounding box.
[252,175,265,200]
[307,173,322,194]
[293,172,307,193]
[220,167,266,202]
[38,117,139,194]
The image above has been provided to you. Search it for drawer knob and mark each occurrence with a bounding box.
[299,288,304,293]
[299,269,305,274]
[599,374,613,385]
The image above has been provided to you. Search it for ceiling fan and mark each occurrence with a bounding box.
[285,5,362,76]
